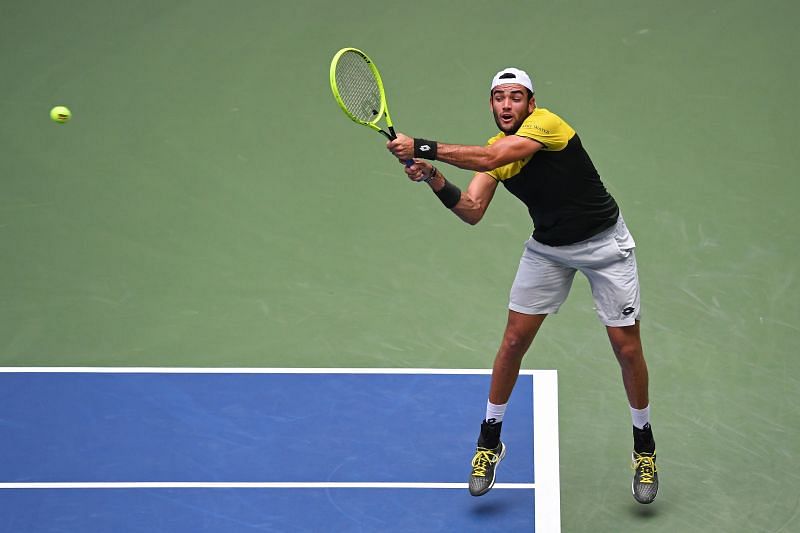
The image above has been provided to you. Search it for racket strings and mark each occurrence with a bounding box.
[334,52,383,123]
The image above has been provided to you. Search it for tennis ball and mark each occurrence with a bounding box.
[50,106,71,123]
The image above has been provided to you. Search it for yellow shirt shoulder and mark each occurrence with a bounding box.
[486,108,576,181]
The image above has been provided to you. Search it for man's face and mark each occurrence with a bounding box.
[490,84,535,134]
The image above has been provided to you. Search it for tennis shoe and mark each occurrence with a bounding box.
[631,450,658,504]
[468,441,506,497]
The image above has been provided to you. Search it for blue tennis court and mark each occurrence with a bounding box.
[0,368,560,532]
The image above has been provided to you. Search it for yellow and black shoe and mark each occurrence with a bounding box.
[631,423,658,503]
[631,450,658,504]
[469,441,506,497]
[469,420,506,497]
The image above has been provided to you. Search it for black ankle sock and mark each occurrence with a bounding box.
[478,420,502,449]
[633,423,655,454]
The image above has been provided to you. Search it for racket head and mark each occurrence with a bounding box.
[330,48,393,137]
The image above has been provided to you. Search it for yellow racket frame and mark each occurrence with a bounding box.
[329,47,397,140]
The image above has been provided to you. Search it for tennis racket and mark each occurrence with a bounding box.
[329,47,412,165]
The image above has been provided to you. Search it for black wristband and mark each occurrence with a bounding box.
[434,179,461,209]
[413,138,438,160]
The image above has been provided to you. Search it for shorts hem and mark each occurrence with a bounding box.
[602,316,639,327]
[508,303,559,316]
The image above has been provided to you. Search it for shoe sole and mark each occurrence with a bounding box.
[470,442,506,497]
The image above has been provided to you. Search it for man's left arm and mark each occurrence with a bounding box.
[387,133,543,172]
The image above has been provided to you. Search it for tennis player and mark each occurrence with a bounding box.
[386,68,658,504]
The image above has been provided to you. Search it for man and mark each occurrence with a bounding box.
[386,68,658,504]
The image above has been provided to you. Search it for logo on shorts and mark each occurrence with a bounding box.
[622,307,636,316]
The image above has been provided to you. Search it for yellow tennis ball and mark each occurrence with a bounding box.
[50,106,71,123]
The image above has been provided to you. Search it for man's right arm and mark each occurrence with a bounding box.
[435,134,543,172]
[388,133,543,172]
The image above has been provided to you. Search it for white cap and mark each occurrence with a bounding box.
[490,67,534,94]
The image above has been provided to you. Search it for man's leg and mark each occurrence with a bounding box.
[469,235,574,497]
[489,310,547,405]
[606,321,648,409]
[469,310,546,497]
[606,321,658,504]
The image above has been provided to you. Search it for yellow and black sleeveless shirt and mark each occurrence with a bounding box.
[486,107,618,246]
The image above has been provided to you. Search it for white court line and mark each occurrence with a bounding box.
[532,370,561,533]
[0,367,538,375]
[0,482,535,490]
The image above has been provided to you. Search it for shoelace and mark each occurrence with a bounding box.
[632,453,657,484]
[471,448,499,477]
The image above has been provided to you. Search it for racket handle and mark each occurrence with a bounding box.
[387,127,413,167]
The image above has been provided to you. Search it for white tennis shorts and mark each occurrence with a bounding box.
[508,215,641,326]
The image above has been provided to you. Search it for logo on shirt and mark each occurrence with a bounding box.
[622,307,636,316]
[522,123,551,134]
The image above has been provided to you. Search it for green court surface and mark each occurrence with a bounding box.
[2,1,799,531]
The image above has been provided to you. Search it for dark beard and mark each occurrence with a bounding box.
[493,111,524,135]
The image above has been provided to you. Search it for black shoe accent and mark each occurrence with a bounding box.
[477,420,502,449]
[633,423,655,454]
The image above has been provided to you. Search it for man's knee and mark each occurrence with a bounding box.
[498,312,545,359]
[499,328,536,359]
[501,332,527,354]
[612,339,644,366]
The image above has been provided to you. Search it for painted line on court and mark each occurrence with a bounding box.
[0,482,536,490]
[531,369,561,533]
[0,367,541,375]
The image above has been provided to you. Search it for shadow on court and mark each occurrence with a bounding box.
[469,497,520,518]
[627,501,662,519]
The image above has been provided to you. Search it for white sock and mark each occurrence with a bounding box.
[486,401,508,424]
[630,405,650,429]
